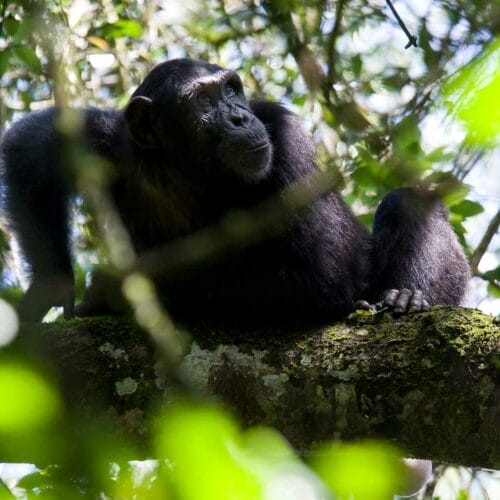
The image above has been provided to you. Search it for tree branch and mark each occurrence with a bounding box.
[17,306,500,468]
[470,208,500,274]
[325,0,346,94]
[385,0,417,49]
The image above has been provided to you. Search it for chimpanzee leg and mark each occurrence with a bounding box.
[368,188,469,312]
[4,164,74,321]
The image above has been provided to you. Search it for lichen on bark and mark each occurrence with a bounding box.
[16,305,500,468]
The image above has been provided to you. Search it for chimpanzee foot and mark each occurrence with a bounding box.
[354,289,430,314]
[381,288,430,313]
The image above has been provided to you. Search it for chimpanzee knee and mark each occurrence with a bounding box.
[370,188,469,308]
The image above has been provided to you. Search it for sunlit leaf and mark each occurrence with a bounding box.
[425,146,455,163]
[156,403,262,500]
[102,19,143,39]
[426,171,471,206]
[443,38,500,146]
[242,426,296,466]
[310,440,405,500]
[0,362,61,431]
[441,184,470,207]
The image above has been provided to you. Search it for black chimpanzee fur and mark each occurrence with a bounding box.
[0,59,470,323]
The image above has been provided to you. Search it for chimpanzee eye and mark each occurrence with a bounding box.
[225,84,237,98]
[197,91,211,106]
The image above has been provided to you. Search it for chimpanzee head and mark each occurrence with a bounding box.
[124,59,272,181]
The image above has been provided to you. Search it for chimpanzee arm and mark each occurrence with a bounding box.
[0,109,76,320]
[0,107,122,320]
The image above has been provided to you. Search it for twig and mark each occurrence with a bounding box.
[386,0,417,49]
[325,0,347,95]
[0,0,7,36]
[470,208,500,274]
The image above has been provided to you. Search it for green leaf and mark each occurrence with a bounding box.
[425,171,471,206]
[443,38,500,147]
[487,282,500,298]
[0,49,9,78]
[13,16,34,43]
[292,94,306,107]
[483,266,500,281]
[0,362,61,432]
[311,441,405,500]
[13,46,42,73]
[352,54,362,79]
[393,115,421,155]
[102,19,143,39]
[358,212,375,229]
[382,74,405,90]
[425,146,455,163]
[0,477,13,497]
[4,16,20,36]
[156,403,262,500]
[352,166,376,186]
[450,199,484,218]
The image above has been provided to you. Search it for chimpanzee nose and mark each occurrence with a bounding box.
[229,108,250,128]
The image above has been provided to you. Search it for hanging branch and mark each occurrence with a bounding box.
[470,208,500,274]
[325,0,347,94]
[386,0,418,49]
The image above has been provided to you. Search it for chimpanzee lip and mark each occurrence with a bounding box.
[244,142,269,153]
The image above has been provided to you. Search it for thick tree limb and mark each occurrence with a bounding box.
[17,306,500,468]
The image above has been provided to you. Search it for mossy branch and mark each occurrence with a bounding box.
[16,306,500,468]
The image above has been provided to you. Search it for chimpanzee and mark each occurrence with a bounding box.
[0,58,470,323]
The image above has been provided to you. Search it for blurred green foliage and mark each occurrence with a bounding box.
[311,441,405,500]
[443,38,500,148]
[0,0,499,497]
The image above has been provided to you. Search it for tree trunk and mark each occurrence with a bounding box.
[17,306,500,468]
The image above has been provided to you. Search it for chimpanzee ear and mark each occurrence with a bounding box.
[124,96,158,148]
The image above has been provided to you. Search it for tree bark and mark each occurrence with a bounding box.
[17,306,500,468]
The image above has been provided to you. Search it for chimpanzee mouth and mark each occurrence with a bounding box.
[244,142,269,154]
[217,138,272,180]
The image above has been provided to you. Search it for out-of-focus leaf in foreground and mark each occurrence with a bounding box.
[155,402,328,500]
[0,362,61,433]
[310,440,405,500]
[443,38,500,147]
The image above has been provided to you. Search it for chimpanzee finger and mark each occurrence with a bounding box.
[394,288,412,313]
[383,289,400,307]
[408,289,424,313]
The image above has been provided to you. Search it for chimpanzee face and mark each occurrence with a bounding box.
[125,59,272,182]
